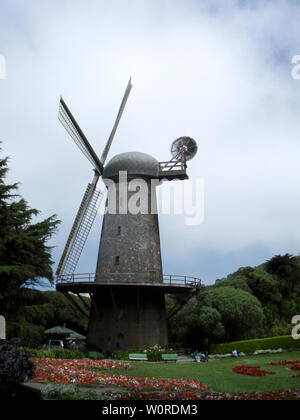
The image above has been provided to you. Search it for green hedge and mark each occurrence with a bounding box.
[25,348,85,359]
[112,349,143,360]
[210,335,300,355]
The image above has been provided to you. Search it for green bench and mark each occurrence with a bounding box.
[162,353,178,362]
[129,353,148,361]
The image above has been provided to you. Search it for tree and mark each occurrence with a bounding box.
[215,267,254,295]
[0,150,60,313]
[167,297,199,348]
[168,286,264,348]
[266,254,300,298]
[195,306,225,345]
[196,287,264,343]
[247,265,282,305]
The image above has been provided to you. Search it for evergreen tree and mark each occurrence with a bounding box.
[0,149,60,313]
[266,254,300,298]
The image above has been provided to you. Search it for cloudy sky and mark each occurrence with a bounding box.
[1,0,300,288]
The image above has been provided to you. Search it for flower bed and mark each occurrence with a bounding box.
[232,365,276,376]
[267,360,300,376]
[106,389,300,400]
[32,358,300,400]
[267,360,300,366]
[32,358,207,392]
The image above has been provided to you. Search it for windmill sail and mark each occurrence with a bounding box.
[57,78,132,279]
[56,181,105,278]
[101,77,133,165]
[59,97,104,174]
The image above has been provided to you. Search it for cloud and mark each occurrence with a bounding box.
[1,0,300,285]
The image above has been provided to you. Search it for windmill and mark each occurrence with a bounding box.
[56,79,202,355]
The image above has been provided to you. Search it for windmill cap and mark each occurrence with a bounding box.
[103,152,159,179]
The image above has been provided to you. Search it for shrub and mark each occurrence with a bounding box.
[145,345,176,361]
[0,341,35,397]
[88,351,104,360]
[210,335,299,355]
[41,384,99,400]
[112,349,140,360]
[146,348,163,361]
[26,348,85,359]
[7,322,44,348]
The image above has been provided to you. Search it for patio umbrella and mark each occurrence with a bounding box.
[68,331,86,340]
[44,326,85,340]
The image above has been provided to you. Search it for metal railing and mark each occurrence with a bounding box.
[56,272,202,288]
[162,274,201,287]
[159,160,186,172]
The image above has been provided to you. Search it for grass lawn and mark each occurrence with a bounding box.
[104,351,300,393]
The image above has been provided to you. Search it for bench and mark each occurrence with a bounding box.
[162,353,178,362]
[129,353,148,361]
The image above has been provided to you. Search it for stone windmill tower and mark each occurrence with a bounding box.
[56,79,201,355]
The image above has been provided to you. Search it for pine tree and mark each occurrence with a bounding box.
[0,149,60,312]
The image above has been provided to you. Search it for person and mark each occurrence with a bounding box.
[68,339,77,350]
[232,349,238,358]
[193,350,201,363]
[200,351,209,362]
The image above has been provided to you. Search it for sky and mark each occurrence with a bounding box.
[1,0,300,288]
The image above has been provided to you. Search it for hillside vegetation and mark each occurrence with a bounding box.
[168,254,300,349]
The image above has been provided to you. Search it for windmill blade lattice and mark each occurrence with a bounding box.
[57,78,132,279]
[59,97,103,174]
[101,77,133,165]
[56,183,105,278]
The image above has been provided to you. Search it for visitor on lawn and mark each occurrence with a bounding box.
[193,350,201,362]
[232,350,238,358]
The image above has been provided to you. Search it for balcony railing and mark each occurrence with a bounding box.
[56,272,202,288]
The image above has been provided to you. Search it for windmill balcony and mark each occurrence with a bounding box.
[56,272,201,287]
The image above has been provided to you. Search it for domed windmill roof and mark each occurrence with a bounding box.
[103,151,159,179]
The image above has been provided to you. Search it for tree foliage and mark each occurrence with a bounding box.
[211,254,300,338]
[266,254,300,298]
[0,150,60,311]
[196,287,263,343]
[6,289,89,348]
[169,253,300,349]
[168,286,263,348]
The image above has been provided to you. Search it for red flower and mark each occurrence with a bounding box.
[268,360,300,366]
[232,365,276,376]
[31,358,207,391]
